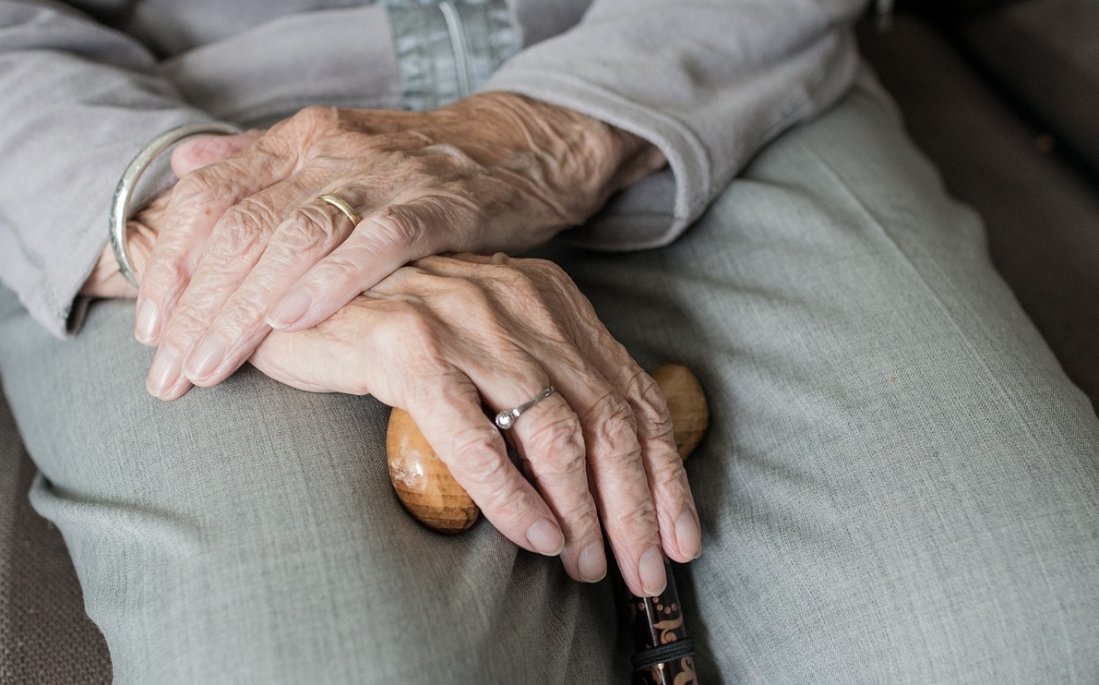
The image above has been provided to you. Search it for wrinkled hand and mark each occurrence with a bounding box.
[250,252,700,597]
[81,192,169,299]
[135,93,665,401]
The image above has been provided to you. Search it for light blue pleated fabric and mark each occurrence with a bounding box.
[384,0,519,111]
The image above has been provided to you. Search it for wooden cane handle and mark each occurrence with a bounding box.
[386,364,708,534]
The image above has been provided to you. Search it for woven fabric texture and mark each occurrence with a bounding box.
[0,389,111,684]
[858,15,1099,412]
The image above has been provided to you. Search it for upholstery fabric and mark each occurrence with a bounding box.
[859,16,1099,411]
[0,390,111,684]
[953,0,1099,178]
[896,0,1023,16]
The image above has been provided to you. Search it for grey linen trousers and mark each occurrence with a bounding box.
[1,88,1097,684]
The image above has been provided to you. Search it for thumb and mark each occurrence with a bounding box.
[170,129,265,177]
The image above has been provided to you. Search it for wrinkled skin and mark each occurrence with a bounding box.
[123,93,665,402]
[84,199,700,597]
[80,95,696,596]
[254,253,701,597]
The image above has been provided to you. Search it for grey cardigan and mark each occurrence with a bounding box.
[0,0,866,338]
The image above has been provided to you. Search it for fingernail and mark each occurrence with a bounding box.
[639,545,667,597]
[185,333,225,381]
[675,510,702,560]
[135,300,159,344]
[146,345,182,398]
[267,288,312,329]
[526,518,565,556]
[577,542,607,582]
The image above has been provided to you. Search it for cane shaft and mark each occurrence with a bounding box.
[627,559,697,685]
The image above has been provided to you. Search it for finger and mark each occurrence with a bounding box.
[409,370,566,558]
[247,289,413,396]
[411,258,654,591]
[144,343,195,401]
[534,264,700,562]
[135,134,299,346]
[146,174,318,399]
[471,361,606,584]
[182,194,364,386]
[81,221,156,299]
[266,198,468,331]
[556,364,665,598]
[604,362,700,563]
[348,273,572,560]
[170,130,265,177]
[511,257,699,561]
[426,254,675,595]
[253,289,568,559]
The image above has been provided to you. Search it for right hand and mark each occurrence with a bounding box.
[81,192,170,299]
[249,253,702,597]
[134,94,665,401]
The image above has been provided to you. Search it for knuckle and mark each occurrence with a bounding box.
[372,206,425,253]
[477,263,559,321]
[143,255,190,295]
[590,392,639,448]
[215,203,279,257]
[522,258,573,294]
[382,305,446,366]
[218,292,272,332]
[393,147,469,178]
[172,168,240,211]
[172,172,217,205]
[611,499,659,536]
[527,415,586,476]
[527,257,569,282]
[313,251,363,288]
[629,372,675,441]
[485,484,540,525]
[560,504,602,539]
[434,276,492,316]
[162,304,209,341]
[277,206,341,253]
[501,268,541,301]
[420,143,475,166]
[396,151,435,177]
[291,105,338,133]
[450,424,507,485]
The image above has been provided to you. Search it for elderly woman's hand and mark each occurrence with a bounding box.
[81,192,169,299]
[248,252,700,598]
[134,93,665,401]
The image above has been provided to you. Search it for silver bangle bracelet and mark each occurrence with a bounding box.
[109,122,243,288]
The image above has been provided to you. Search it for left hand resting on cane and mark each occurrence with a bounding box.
[130,93,665,401]
[247,252,701,598]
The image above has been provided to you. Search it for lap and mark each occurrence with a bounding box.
[2,87,1097,684]
[551,88,1099,683]
[0,294,617,683]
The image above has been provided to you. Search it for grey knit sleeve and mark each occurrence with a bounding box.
[484,0,868,250]
[0,0,217,337]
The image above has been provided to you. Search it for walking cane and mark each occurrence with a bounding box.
[386,364,708,684]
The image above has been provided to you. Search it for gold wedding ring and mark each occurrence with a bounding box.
[318,193,361,226]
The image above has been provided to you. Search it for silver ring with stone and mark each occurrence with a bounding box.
[494,386,555,430]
